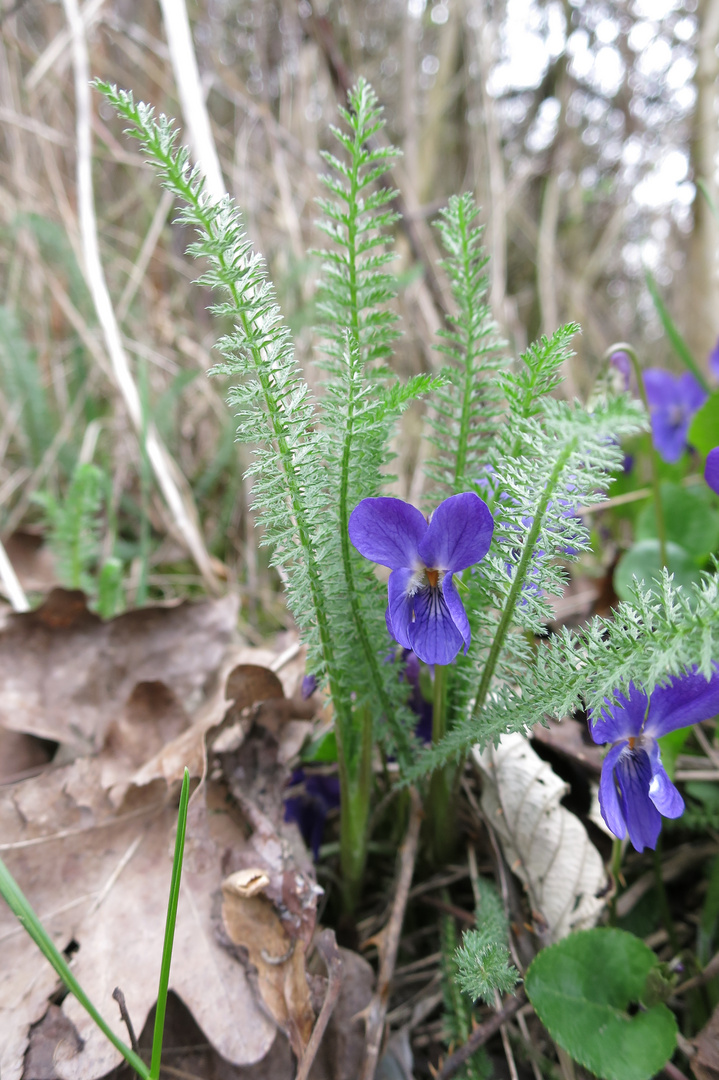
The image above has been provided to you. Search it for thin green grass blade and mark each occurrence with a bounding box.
[149,767,190,1080]
[645,269,709,392]
[697,178,719,223]
[0,855,149,1079]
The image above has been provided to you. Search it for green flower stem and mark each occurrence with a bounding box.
[0,855,150,1079]
[428,664,456,860]
[332,102,404,900]
[653,837,680,954]
[472,442,576,720]
[150,767,190,1080]
[339,701,374,911]
[452,199,478,493]
[605,343,667,569]
[609,836,623,926]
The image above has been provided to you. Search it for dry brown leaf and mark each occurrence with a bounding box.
[0,589,239,751]
[0,728,52,783]
[0,757,275,1080]
[0,603,323,1079]
[307,948,375,1080]
[215,704,324,1060]
[22,1005,82,1080]
[222,872,315,1059]
[691,1001,719,1080]
[122,657,305,800]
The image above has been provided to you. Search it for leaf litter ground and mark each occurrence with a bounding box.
[1,585,719,1080]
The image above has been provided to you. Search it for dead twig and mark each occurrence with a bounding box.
[663,1063,690,1080]
[295,929,343,1080]
[435,993,526,1080]
[112,987,140,1053]
[360,786,423,1080]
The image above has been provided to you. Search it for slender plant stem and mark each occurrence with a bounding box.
[652,837,680,955]
[150,767,190,1080]
[339,700,374,910]
[452,198,477,492]
[333,98,407,901]
[472,442,576,720]
[0,855,149,1079]
[605,343,667,568]
[608,836,623,925]
[429,664,454,860]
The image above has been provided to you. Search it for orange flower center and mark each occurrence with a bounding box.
[628,736,635,749]
[426,568,439,588]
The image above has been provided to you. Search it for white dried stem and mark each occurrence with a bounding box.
[61,0,221,593]
[0,538,29,612]
[158,0,226,202]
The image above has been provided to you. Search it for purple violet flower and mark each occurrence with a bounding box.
[590,667,719,851]
[284,769,340,859]
[643,369,708,463]
[349,492,493,665]
[301,674,318,699]
[609,350,632,392]
[706,447,719,495]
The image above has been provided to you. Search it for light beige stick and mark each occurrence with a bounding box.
[61,0,221,594]
[0,537,29,611]
[157,0,225,202]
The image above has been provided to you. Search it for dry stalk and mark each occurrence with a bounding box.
[0,536,29,610]
[61,0,221,594]
[158,0,225,202]
[295,929,343,1080]
[435,993,525,1080]
[360,786,423,1080]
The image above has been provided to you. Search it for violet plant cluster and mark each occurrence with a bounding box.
[100,80,719,919]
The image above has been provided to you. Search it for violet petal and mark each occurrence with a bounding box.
[387,567,415,650]
[408,585,465,665]
[418,492,494,572]
[590,684,648,746]
[598,743,628,841]
[644,666,719,738]
[615,747,663,852]
[646,742,684,818]
[348,497,427,569]
[706,447,719,495]
[442,574,471,652]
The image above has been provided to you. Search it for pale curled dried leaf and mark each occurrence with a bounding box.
[473,733,607,942]
[0,589,240,751]
[222,873,316,1059]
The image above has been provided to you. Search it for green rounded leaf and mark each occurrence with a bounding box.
[636,482,719,559]
[688,391,719,457]
[614,538,701,602]
[525,929,677,1080]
